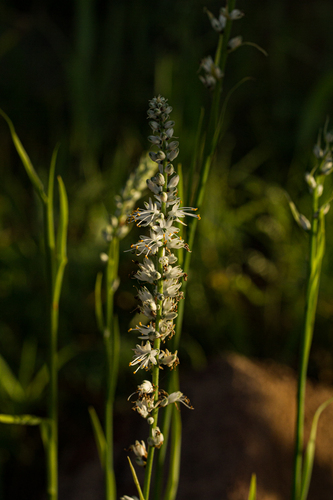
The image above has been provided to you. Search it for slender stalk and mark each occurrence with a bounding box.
[105,236,119,500]
[44,201,58,500]
[292,186,324,500]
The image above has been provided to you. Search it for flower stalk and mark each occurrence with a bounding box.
[123,96,198,500]
[290,125,333,500]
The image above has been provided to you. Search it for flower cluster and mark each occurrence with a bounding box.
[125,95,196,472]
[102,156,157,243]
[199,4,244,89]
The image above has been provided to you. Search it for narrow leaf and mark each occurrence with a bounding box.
[0,109,47,204]
[0,413,46,426]
[0,354,25,401]
[127,456,145,500]
[47,144,60,256]
[247,474,257,500]
[56,175,68,262]
[300,397,333,500]
[88,406,106,470]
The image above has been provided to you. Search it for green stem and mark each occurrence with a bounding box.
[292,186,323,500]
[105,236,119,500]
[44,199,58,500]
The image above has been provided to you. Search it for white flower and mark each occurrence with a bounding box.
[167,200,200,225]
[129,198,160,226]
[159,349,179,368]
[130,322,158,341]
[129,440,147,467]
[166,236,187,251]
[130,342,159,373]
[129,230,164,256]
[137,286,155,305]
[134,258,161,283]
[121,496,139,500]
[159,391,193,409]
[134,396,155,419]
[228,35,243,51]
[138,380,154,395]
[147,427,164,448]
[152,218,180,240]
[163,279,182,298]
[163,265,184,280]
[205,8,227,33]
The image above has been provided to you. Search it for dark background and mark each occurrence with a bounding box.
[1,0,333,497]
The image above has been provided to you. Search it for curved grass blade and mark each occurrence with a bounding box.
[88,406,106,470]
[300,397,333,500]
[0,354,25,401]
[0,109,47,204]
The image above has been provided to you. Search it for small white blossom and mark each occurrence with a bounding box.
[129,230,164,256]
[130,342,159,373]
[129,198,160,226]
[134,258,161,283]
[147,427,164,448]
[130,322,158,341]
[159,391,193,409]
[129,440,148,466]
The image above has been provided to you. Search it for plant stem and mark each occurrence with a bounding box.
[292,187,323,500]
[105,236,119,500]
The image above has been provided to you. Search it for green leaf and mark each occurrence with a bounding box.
[0,413,46,426]
[247,474,257,500]
[0,354,25,401]
[95,272,104,333]
[127,456,145,500]
[56,175,68,263]
[88,406,106,470]
[47,144,60,257]
[300,397,333,500]
[0,109,47,204]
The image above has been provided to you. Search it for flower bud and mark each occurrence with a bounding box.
[168,174,179,188]
[164,163,174,175]
[167,149,179,161]
[160,192,168,203]
[167,141,179,151]
[156,150,166,161]
[165,128,174,139]
[153,173,165,186]
[164,120,175,129]
[148,135,162,145]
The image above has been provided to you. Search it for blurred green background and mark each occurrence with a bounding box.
[1,0,333,497]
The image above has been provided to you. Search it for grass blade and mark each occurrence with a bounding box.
[56,175,68,263]
[127,456,145,500]
[0,109,47,204]
[300,397,333,500]
[0,414,46,426]
[248,474,257,500]
[88,406,106,470]
[0,354,25,401]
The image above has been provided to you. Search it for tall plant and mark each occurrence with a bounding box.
[121,95,199,500]
[0,111,68,500]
